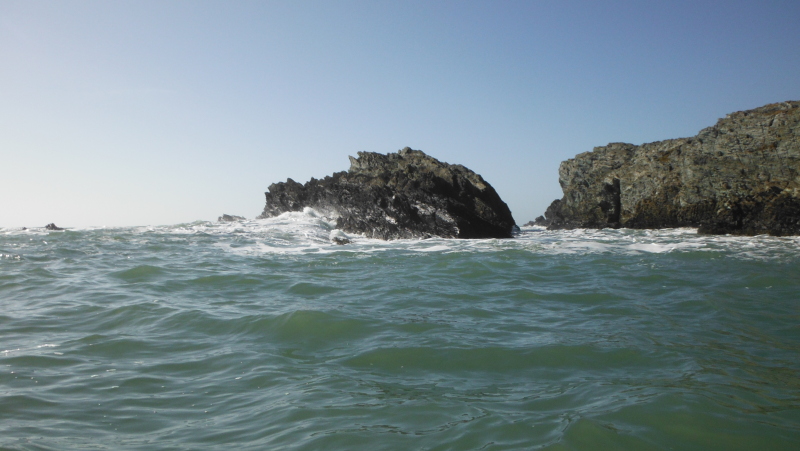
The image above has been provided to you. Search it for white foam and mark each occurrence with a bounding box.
[413,245,451,253]
[5,216,796,260]
[627,243,676,253]
[329,229,349,241]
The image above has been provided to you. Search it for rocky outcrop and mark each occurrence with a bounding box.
[258,147,516,239]
[44,223,64,231]
[218,214,245,222]
[537,101,800,236]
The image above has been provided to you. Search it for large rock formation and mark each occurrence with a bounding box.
[537,101,800,236]
[258,147,516,239]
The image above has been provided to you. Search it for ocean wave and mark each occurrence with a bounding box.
[4,214,800,263]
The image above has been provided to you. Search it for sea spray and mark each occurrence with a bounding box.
[1,213,799,450]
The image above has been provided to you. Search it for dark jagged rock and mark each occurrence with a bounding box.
[537,101,800,236]
[218,214,246,222]
[258,147,516,239]
[523,217,544,227]
[329,230,352,245]
[44,223,64,231]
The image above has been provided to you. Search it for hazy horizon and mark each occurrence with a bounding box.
[3,0,799,228]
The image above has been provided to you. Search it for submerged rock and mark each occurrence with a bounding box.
[44,223,64,231]
[258,147,516,239]
[537,101,800,236]
[218,214,246,222]
[329,229,351,245]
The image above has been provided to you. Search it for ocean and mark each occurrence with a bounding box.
[2,209,799,450]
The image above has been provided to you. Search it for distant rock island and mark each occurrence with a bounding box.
[218,214,245,222]
[535,101,800,236]
[258,147,517,239]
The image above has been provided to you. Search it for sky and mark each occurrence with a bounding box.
[2,0,799,228]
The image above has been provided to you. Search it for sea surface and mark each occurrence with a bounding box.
[2,210,799,450]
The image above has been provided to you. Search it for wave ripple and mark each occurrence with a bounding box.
[1,219,799,449]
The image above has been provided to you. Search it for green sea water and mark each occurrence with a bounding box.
[1,213,799,450]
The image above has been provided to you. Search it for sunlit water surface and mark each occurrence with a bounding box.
[2,212,799,450]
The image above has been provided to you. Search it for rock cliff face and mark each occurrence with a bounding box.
[258,147,516,239]
[537,101,800,236]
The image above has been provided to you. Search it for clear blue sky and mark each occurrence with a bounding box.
[2,0,799,228]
